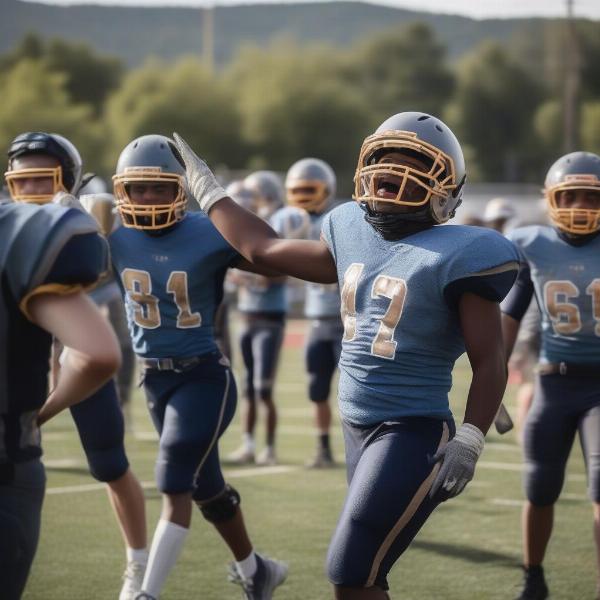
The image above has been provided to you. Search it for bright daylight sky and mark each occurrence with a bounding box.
[26,0,600,21]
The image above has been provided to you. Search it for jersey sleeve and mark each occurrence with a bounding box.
[320,210,337,262]
[8,205,106,319]
[442,230,520,310]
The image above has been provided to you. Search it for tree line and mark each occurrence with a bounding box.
[1,22,600,194]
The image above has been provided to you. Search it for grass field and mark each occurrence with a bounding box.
[24,319,596,600]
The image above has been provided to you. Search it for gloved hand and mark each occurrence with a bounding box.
[429,423,484,502]
[172,133,227,213]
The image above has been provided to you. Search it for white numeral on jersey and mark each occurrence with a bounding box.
[544,280,581,335]
[167,271,202,328]
[586,279,600,336]
[121,268,201,330]
[340,263,408,359]
[122,269,161,329]
[371,276,407,359]
[340,263,364,341]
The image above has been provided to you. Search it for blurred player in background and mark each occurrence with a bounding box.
[285,157,341,468]
[5,132,148,599]
[0,196,121,599]
[227,171,309,466]
[108,135,287,600]
[174,111,519,600]
[502,151,600,600]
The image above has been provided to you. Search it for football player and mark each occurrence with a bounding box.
[228,171,309,466]
[501,151,600,600]
[285,158,341,468]
[0,199,121,599]
[5,132,148,599]
[173,111,520,599]
[106,135,287,600]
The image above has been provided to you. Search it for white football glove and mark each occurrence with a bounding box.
[172,132,227,213]
[429,423,484,502]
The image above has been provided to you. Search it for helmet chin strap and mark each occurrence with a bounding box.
[360,202,434,241]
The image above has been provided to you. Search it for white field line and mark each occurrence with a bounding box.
[46,464,298,495]
[478,461,587,482]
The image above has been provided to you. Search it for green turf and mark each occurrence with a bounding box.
[24,324,596,599]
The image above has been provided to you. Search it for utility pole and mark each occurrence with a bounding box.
[563,0,580,152]
[202,4,215,75]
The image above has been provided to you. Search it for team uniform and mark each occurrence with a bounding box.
[109,211,239,499]
[0,202,105,599]
[503,225,600,506]
[304,212,343,404]
[321,202,519,589]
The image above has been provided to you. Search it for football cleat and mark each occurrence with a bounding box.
[120,561,146,600]
[226,445,256,465]
[515,566,549,600]
[228,554,288,600]
[305,448,335,469]
[256,447,277,466]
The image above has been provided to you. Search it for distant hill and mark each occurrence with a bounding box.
[0,0,573,66]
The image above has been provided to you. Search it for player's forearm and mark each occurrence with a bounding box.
[463,352,507,435]
[38,349,120,425]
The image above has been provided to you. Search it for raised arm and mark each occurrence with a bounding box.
[173,133,337,284]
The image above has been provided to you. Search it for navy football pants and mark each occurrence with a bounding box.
[142,354,237,499]
[327,417,454,590]
[524,373,600,505]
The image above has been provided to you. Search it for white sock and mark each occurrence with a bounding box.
[243,433,255,452]
[236,550,257,580]
[126,547,149,565]
[141,519,189,597]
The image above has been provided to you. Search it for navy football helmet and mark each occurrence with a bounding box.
[5,132,83,203]
[544,151,600,236]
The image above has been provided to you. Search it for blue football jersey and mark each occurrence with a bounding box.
[305,212,341,319]
[236,206,302,314]
[109,212,239,358]
[508,225,600,364]
[0,202,105,463]
[322,202,519,425]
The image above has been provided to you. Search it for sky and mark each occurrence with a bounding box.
[27,0,600,20]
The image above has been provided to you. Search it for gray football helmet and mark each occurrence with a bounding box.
[5,131,83,203]
[354,112,466,225]
[243,170,284,220]
[285,158,336,214]
[226,179,257,213]
[113,134,187,230]
[544,151,600,236]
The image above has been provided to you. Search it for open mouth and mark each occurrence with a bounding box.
[376,176,401,199]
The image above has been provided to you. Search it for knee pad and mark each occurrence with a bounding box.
[87,446,129,483]
[198,484,241,523]
[525,462,564,506]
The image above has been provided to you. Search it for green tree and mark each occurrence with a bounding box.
[446,42,543,182]
[581,102,600,155]
[348,23,454,124]
[225,39,369,190]
[0,59,101,175]
[105,57,244,173]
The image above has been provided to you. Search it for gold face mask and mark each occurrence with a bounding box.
[113,167,187,231]
[545,174,600,236]
[286,179,330,214]
[354,130,459,210]
[4,166,65,204]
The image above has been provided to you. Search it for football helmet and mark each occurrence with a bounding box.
[544,151,600,236]
[354,112,466,237]
[243,171,284,220]
[113,135,187,231]
[226,179,257,213]
[285,158,336,214]
[5,131,83,203]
